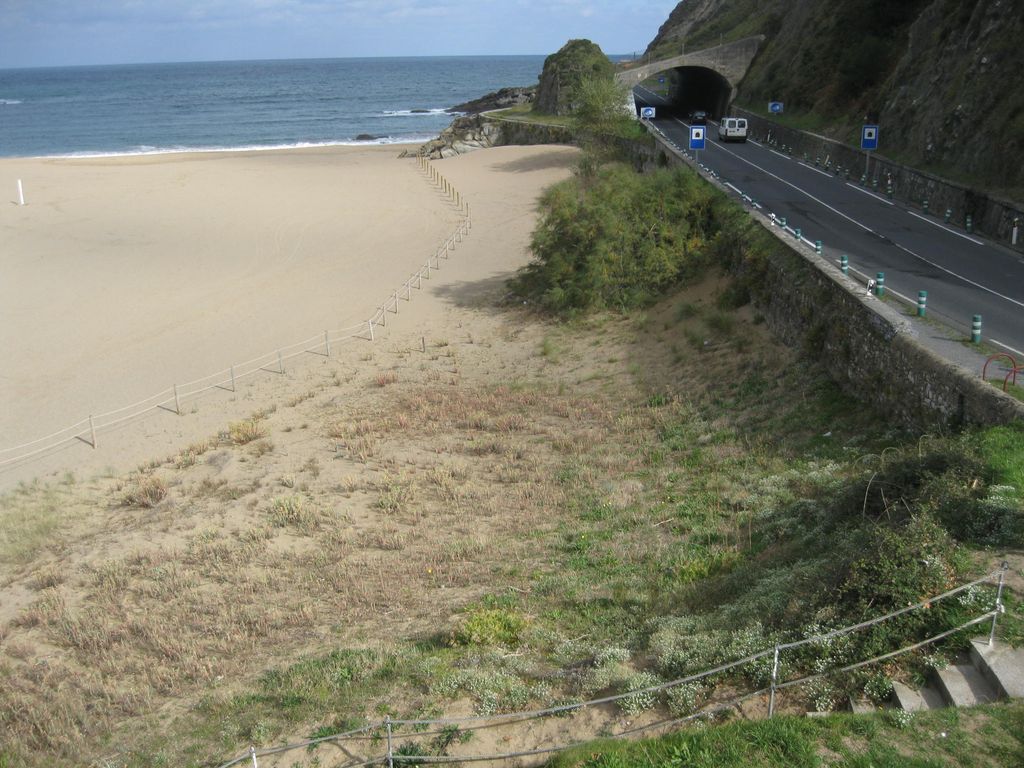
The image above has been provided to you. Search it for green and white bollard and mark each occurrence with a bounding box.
[860,174,867,186]
[780,217,787,228]
[794,227,802,240]
[872,178,879,191]
[875,272,885,297]
[945,208,952,224]
[887,182,894,200]
[922,199,929,215]
[840,255,849,275]
[917,291,927,317]
[966,215,973,234]
[972,314,982,344]
[815,240,823,255]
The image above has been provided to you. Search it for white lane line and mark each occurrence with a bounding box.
[768,148,790,161]
[846,183,895,206]
[907,210,985,246]
[992,339,1024,358]
[669,117,1024,310]
[890,240,1024,309]
[725,182,743,195]
[797,161,833,178]
[672,118,881,238]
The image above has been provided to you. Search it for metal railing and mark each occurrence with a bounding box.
[215,564,1009,767]
[0,155,469,470]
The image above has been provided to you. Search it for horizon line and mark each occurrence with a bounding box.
[0,51,638,72]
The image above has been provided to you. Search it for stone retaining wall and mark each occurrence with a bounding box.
[749,228,1022,429]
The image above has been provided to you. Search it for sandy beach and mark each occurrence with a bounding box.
[0,143,579,488]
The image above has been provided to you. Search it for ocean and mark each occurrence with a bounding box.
[0,56,548,158]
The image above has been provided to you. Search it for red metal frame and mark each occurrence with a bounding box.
[983,353,1017,382]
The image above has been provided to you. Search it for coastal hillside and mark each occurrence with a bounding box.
[645,0,1024,199]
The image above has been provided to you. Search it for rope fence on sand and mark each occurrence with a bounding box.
[0,155,469,469]
[213,565,1009,767]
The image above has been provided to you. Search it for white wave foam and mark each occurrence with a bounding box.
[381,108,449,117]
[42,136,431,160]
[0,99,23,105]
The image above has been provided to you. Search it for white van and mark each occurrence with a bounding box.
[717,117,748,142]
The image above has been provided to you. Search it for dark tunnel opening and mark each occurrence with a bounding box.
[637,66,733,120]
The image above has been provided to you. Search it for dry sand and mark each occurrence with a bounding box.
[0,143,579,489]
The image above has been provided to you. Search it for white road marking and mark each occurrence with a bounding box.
[725,182,743,195]
[768,148,790,160]
[673,118,882,238]
[845,183,895,206]
[797,161,833,178]
[890,240,1024,309]
[668,117,1024,311]
[907,210,984,245]
[991,339,1024,358]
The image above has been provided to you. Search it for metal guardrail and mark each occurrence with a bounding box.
[216,564,1009,767]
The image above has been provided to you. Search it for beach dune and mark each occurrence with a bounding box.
[0,144,577,486]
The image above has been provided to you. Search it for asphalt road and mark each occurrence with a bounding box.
[635,86,1024,357]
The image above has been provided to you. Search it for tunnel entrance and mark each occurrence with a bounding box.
[645,66,733,120]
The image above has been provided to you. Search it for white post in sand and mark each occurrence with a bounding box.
[17,179,25,206]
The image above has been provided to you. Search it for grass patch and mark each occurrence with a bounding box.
[547,703,1024,768]
[0,484,67,565]
[120,474,168,508]
[228,417,267,445]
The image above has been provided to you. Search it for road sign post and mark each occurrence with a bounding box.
[689,124,705,163]
[640,106,656,120]
[861,124,879,177]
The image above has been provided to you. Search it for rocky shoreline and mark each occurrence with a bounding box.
[446,86,535,115]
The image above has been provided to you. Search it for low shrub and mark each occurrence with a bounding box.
[453,607,527,647]
[121,474,167,508]
[229,418,266,445]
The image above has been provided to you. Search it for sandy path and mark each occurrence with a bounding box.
[0,144,577,489]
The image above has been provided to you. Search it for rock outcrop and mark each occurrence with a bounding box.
[447,86,536,115]
[401,115,505,159]
[534,39,614,116]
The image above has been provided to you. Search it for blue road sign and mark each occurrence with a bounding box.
[689,125,706,150]
[658,77,666,84]
[861,125,879,150]
[640,106,656,119]
[769,101,784,114]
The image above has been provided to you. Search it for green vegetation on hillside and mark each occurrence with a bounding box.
[513,166,726,312]
[547,702,1024,767]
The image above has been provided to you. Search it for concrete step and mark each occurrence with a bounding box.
[848,696,875,714]
[932,663,1000,708]
[970,637,1024,700]
[891,680,945,711]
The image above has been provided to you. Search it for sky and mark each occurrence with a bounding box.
[0,0,679,68]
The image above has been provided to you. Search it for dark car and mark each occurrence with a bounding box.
[690,110,708,125]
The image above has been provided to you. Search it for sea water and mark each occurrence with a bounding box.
[0,56,547,158]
